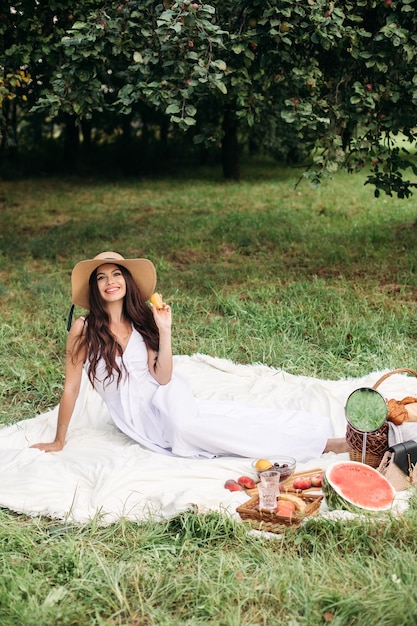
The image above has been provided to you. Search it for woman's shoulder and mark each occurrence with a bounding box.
[69,316,87,338]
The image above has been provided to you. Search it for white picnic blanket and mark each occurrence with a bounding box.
[1,354,416,524]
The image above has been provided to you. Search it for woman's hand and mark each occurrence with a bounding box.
[149,298,173,384]
[30,441,64,453]
[150,300,172,333]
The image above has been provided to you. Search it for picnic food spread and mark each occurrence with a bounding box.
[233,456,398,531]
[227,459,325,529]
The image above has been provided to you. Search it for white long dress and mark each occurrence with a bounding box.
[89,328,333,462]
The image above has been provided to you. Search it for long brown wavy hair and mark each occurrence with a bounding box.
[73,265,160,387]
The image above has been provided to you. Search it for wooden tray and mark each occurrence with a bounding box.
[281,467,324,493]
[241,468,325,500]
[236,493,323,533]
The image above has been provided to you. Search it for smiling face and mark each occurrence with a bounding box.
[95,263,127,306]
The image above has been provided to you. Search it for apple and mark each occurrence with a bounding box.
[292,476,312,490]
[310,473,323,488]
[237,476,256,489]
[224,479,242,492]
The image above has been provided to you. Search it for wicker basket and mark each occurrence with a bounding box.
[346,368,417,468]
[236,494,323,533]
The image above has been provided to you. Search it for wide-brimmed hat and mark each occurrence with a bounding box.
[71,251,157,310]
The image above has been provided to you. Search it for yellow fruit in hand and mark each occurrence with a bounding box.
[254,458,273,471]
[150,292,163,309]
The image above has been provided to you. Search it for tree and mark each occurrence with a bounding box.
[0,0,100,170]
[209,0,417,196]
[5,0,417,195]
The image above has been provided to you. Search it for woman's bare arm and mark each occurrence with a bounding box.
[147,301,173,385]
[30,317,86,452]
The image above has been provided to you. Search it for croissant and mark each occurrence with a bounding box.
[387,396,417,425]
[387,400,408,425]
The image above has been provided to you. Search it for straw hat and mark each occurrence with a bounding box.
[71,251,157,310]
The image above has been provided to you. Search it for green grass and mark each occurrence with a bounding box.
[2,505,417,625]
[1,162,417,625]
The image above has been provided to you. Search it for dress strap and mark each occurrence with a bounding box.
[66,305,75,332]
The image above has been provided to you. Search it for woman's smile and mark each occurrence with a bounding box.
[105,285,120,294]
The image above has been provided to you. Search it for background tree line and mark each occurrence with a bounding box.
[2,0,417,196]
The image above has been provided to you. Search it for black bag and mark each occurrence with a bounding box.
[378,440,417,491]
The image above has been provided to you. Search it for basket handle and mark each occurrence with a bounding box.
[372,368,417,390]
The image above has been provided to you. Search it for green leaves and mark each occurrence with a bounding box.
[166,102,197,128]
[365,146,417,199]
[166,103,181,115]
[4,0,417,195]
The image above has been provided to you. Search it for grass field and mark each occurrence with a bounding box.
[1,163,417,625]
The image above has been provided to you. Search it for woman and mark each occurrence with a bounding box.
[31,251,348,461]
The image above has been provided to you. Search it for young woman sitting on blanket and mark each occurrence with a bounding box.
[31,252,349,461]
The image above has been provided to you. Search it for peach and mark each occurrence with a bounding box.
[276,501,296,518]
[276,500,296,513]
[224,479,243,492]
[237,476,256,489]
[310,473,323,488]
[292,476,312,491]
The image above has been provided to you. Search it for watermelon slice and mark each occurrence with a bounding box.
[323,461,395,512]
